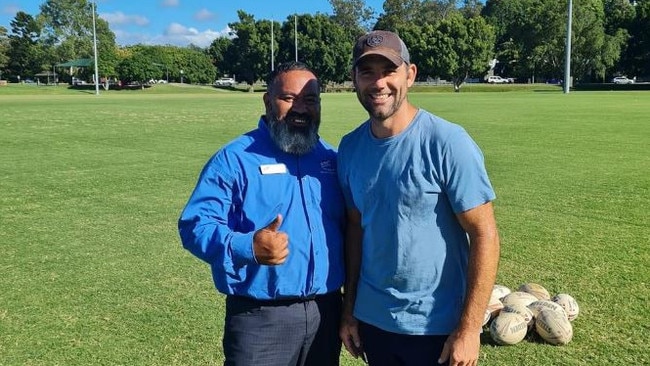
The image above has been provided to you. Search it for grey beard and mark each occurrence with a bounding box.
[267,116,319,155]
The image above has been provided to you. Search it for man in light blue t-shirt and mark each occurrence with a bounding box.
[337,30,501,366]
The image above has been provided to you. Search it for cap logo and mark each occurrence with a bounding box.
[366,35,384,48]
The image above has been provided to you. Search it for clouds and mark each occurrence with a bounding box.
[113,23,231,48]
[99,4,225,47]
[194,8,214,21]
[100,12,149,27]
[160,23,230,47]
[161,0,179,7]
[1,4,20,15]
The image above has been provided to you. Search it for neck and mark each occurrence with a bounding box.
[370,103,418,139]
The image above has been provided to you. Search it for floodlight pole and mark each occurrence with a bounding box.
[271,19,274,71]
[294,15,298,62]
[91,0,100,95]
[563,0,573,94]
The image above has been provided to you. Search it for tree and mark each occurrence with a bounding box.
[483,0,626,83]
[0,26,9,79]
[226,11,269,86]
[279,14,353,85]
[329,0,376,35]
[206,36,234,77]
[116,45,216,85]
[374,0,422,31]
[405,13,495,91]
[39,0,118,80]
[7,11,42,81]
[116,51,160,88]
[622,0,650,77]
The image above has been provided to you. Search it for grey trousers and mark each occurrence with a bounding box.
[223,292,342,366]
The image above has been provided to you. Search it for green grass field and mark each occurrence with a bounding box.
[1,84,648,365]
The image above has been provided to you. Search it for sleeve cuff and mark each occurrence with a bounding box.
[229,231,258,265]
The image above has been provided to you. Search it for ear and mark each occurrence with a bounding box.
[406,63,417,87]
[263,92,271,113]
[350,68,357,87]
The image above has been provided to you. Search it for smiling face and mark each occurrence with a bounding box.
[264,69,321,155]
[352,55,416,123]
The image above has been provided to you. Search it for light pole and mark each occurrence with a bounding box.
[180,69,184,84]
[91,0,100,95]
[563,0,573,94]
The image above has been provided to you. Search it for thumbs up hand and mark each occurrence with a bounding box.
[253,214,289,265]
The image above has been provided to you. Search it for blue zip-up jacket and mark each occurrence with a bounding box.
[178,118,345,299]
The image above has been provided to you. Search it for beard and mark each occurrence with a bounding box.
[358,92,403,121]
[267,112,320,155]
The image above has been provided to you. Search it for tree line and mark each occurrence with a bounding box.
[0,0,648,91]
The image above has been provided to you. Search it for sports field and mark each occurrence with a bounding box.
[1,84,648,365]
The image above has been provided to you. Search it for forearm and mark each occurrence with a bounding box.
[342,209,363,316]
[455,202,500,334]
[458,230,500,333]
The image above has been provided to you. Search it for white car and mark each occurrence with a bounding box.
[612,76,634,84]
[487,75,510,84]
[215,77,236,86]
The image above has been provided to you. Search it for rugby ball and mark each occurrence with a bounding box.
[528,300,567,319]
[501,303,534,331]
[501,291,538,308]
[482,308,492,326]
[535,308,573,345]
[486,297,504,318]
[518,282,551,300]
[489,312,528,345]
[491,284,512,301]
[552,293,580,321]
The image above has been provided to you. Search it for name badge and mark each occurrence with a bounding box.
[260,163,287,175]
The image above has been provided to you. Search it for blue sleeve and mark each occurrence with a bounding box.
[336,136,356,210]
[178,153,257,270]
[441,130,496,213]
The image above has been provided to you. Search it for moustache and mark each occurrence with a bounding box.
[284,112,313,126]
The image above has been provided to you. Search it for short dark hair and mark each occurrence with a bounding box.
[265,61,319,92]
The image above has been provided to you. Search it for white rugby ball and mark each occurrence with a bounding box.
[501,303,534,330]
[552,293,580,321]
[486,297,504,317]
[518,282,551,300]
[490,312,528,345]
[501,291,538,308]
[535,308,573,345]
[482,308,492,326]
[528,300,567,319]
[491,284,512,301]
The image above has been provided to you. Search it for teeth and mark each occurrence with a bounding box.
[371,93,389,100]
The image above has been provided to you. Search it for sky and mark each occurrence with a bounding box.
[0,0,386,48]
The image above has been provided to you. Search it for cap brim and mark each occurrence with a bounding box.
[354,50,404,67]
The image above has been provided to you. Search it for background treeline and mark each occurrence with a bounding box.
[0,0,648,89]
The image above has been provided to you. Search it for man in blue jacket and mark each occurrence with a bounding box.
[178,61,344,366]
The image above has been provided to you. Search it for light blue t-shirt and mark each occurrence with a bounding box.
[337,109,495,335]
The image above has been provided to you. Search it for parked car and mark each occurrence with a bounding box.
[71,77,86,85]
[487,75,510,84]
[612,76,634,84]
[214,77,236,86]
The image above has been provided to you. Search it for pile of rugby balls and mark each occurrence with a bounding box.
[484,283,579,346]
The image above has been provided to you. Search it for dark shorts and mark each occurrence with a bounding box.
[359,321,449,366]
[223,291,342,366]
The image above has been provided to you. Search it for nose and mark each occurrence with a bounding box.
[291,99,308,114]
[366,71,388,89]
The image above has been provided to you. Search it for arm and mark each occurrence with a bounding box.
[439,201,500,366]
[339,207,364,359]
[178,156,260,273]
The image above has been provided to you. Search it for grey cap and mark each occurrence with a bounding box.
[353,30,410,67]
